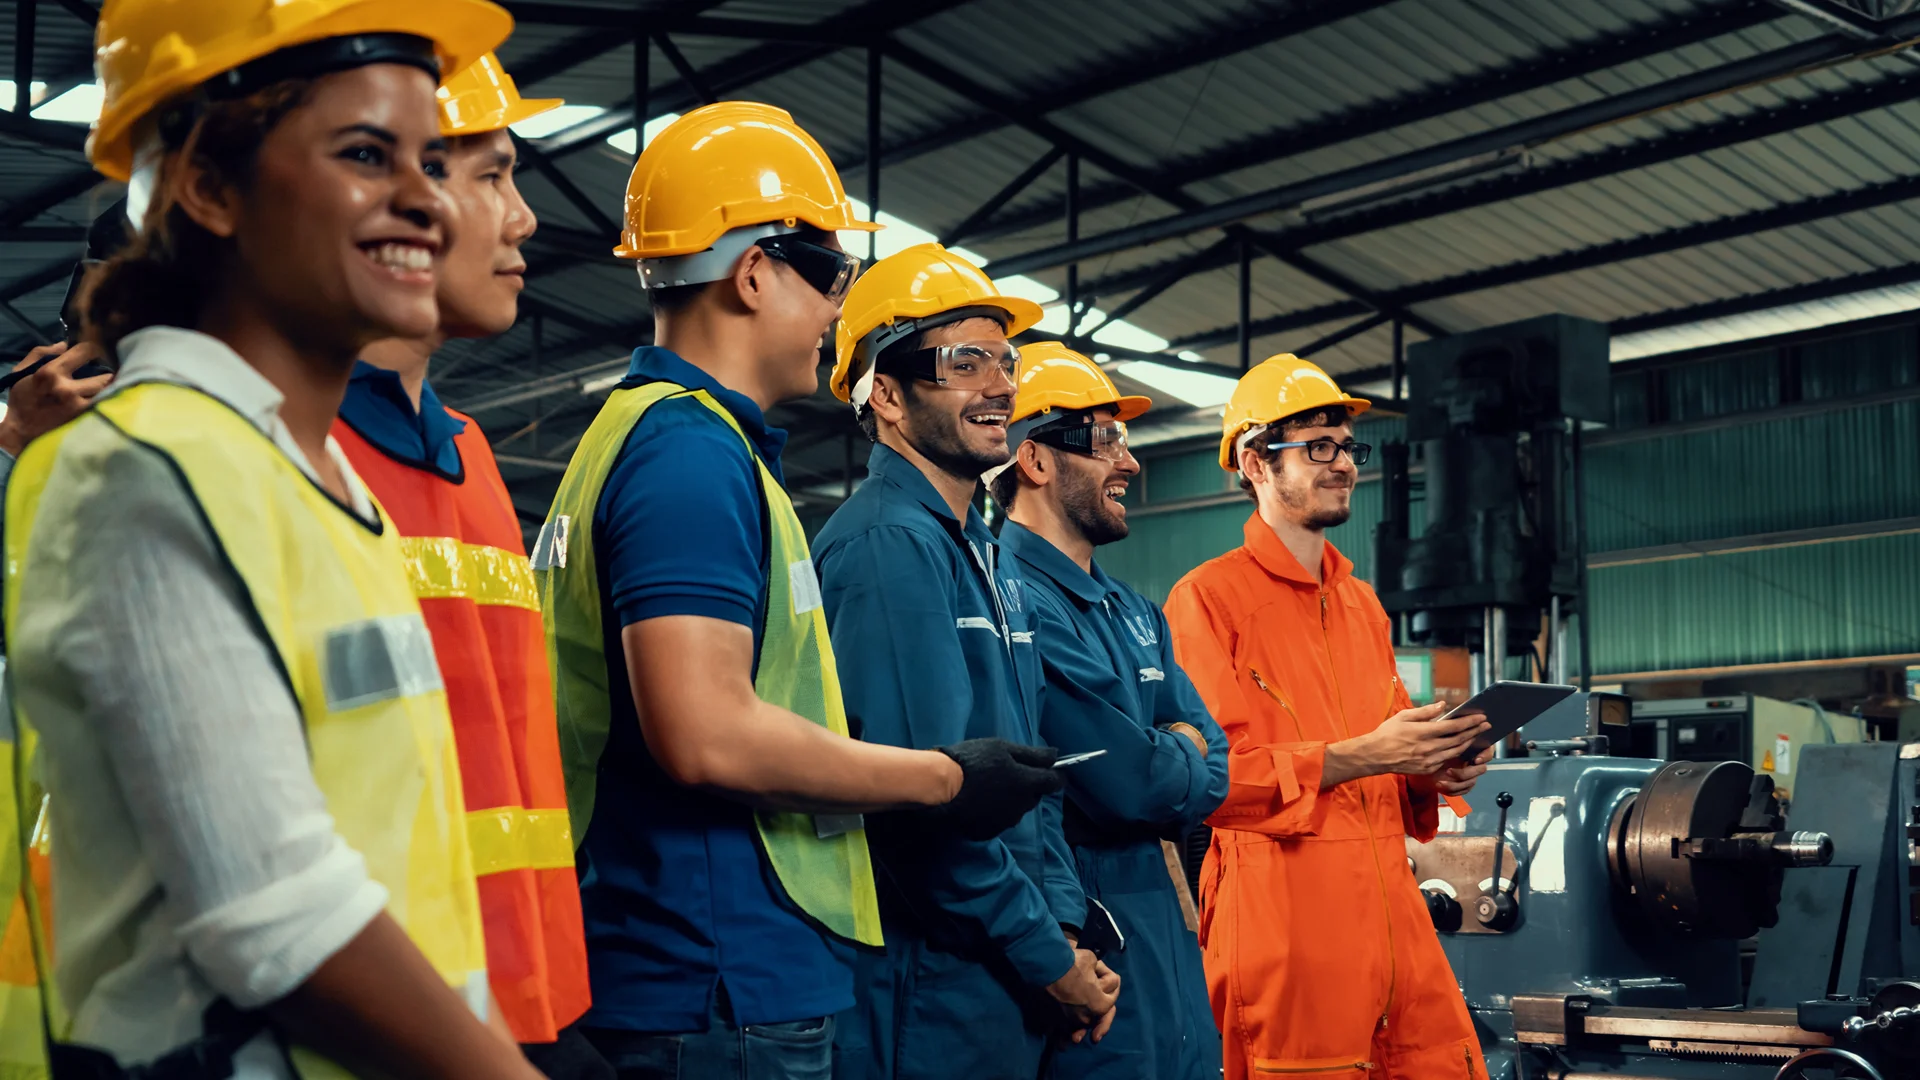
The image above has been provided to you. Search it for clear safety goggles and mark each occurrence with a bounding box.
[1032,420,1133,463]
[897,340,1019,392]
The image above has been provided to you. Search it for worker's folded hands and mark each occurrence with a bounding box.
[920,739,1064,840]
[1049,947,1122,1044]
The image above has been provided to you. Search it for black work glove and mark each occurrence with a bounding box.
[922,738,1063,841]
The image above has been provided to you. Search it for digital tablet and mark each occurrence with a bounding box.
[1441,680,1579,756]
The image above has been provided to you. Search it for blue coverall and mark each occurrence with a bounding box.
[999,522,1229,1080]
[814,445,1084,1080]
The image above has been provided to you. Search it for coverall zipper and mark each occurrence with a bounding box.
[1315,589,1399,1033]
[1252,1062,1377,1074]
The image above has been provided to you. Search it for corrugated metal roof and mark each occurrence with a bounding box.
[10,0,1920,498]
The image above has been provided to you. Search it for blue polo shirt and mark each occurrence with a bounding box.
[337,360,468,475]
[577,346,851,1033]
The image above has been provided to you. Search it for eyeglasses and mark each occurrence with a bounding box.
[1266,438,1371,465]
[756,235,862,304]
[1032,420,1132,463]
[898,341,1019,392]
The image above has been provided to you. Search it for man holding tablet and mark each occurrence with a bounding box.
[1165,354,1495,1080]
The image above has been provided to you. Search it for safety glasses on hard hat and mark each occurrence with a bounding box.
[1032,420,1132,463]
[756,234,861,304]
[1266,437,1372,466]
[898,340,1019,392]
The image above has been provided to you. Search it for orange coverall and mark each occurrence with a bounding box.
[1164,514,1484,1080]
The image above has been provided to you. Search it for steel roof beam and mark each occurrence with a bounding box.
[1295,312,1390,358]
[534,0,984,162]
[1168,173,1920,349]
[987,29,1902,277]
[1766,0,1883,36]
[0,111,87,153]
[937,147,1064,248]
[1082,66,1920,311]
[501,5,867,44]
[511,132,622,239]
[1608,260,1920,334]
[960,1,1782,245]
[882,40,1443,338]
[833,0,1397,188]
[1318,262,1920,389]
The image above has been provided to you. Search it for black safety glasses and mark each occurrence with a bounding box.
[1266,438,1372,466]
[756,235,861,304]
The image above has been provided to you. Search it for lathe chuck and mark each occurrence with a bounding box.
[1605,759,1832,939]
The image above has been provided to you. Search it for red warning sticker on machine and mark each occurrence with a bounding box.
[1771,733,1792,776]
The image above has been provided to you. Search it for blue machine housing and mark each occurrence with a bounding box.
[1437,757,1742,1014]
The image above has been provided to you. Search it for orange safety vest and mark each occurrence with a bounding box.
[1164,514,1484,1080]
[334,412,589,1043]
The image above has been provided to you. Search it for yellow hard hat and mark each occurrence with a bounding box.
[1219,353,1370,470]
[1011,341,1150,424]
[90,0,513,181]
[831,242,1045,405]
[614,101,878,260]
[438,52,561,137]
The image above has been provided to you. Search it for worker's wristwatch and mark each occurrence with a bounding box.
[1166,722,1208,757]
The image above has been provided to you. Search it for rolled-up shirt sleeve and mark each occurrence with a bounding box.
[62,441,387,1008]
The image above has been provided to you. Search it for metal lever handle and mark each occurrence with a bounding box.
[1490,792,1513,893]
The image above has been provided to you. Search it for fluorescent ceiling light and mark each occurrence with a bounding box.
[1114,360,1238,409]
[1178,350,1206,362]
[604,112,683,155]
[1091,319,1169,352]
[33,82,103,124]
[1609,281,1920,361]
[0,81,47,111]
[511,104,607,139]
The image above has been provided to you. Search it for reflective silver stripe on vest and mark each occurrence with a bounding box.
[322,613,445,712]
[530,514,571,571]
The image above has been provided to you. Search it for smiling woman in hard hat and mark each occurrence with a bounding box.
[1163,355,1495,1080]
[2,0,546,1075]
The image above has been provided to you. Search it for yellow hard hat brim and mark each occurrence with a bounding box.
[1111,394,1152,422]
[89,0,513,181]
[986,294,1046,337]
[440,95,563,137]
[498,95,565,128]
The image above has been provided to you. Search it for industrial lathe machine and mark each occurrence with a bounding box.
[1414,693,1919,1080]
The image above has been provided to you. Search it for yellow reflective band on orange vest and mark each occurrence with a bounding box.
[465,807,576,877]
[401,536,539,611]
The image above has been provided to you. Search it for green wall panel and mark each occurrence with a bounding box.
[1581,399,1920,553]
[1584,533,1920,674]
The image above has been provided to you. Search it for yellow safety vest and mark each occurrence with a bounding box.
[0,677,48,1080]
[4,382,487,1076]
[535,381,882,947]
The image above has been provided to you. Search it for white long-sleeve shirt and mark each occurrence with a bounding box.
[7,326,467,1071]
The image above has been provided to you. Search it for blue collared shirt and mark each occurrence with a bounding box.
[578,346,848,1034]
[998,521,1228,845]
[336,361,467,477]
[812,445,1080,988]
